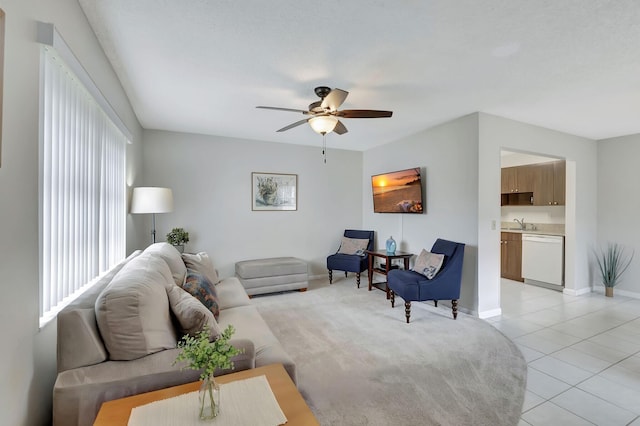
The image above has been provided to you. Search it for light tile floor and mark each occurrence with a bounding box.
[485,279,640,426]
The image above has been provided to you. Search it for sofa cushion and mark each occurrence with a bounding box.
[182,268,220,320]
[182,252,220,285]
[217,305,296,383]
[166,283,221,340]
[95,252,177,360]
[216,277,252,310]
[338,236,370,255]
[412,249,445,279]
[57,308,109,372]
[144,242,187,286]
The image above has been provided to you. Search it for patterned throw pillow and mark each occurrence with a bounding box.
[412,249,445,279]
[166,284,221,340]
[337,237,370,255]
[182,268,220,320]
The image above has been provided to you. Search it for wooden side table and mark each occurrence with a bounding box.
[366,250,413,299]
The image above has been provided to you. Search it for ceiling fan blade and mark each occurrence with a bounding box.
[257,106,310,115]
[321,88,349,111]
[276,118,309,132]
[337,109,393,118]
[334,120,348,135]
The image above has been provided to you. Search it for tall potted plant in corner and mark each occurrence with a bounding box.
[594,243,634,297]
[174,325,241,419]
[166,227,189,253]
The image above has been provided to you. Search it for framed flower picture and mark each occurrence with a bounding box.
[252,172,297,211]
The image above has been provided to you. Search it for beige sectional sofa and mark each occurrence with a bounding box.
[53,243,295,426]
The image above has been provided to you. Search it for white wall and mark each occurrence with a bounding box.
[501,206,566,225]
[141,130,363,278]
[0,0,142,424]
[363,114,479,314]
[596,134,640,297]
[478,113,598,318]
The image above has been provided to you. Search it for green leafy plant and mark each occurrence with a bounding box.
[594,243,634,288]
[174,325,242,380]
[166,227,190,246]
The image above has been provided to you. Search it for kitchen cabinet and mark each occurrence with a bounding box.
[533,160,565,206]
[500,232,523,282]
[501,165,535,194]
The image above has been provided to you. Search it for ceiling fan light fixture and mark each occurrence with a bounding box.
[309,115,338,134]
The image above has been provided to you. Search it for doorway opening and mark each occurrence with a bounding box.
[499,150,573,294]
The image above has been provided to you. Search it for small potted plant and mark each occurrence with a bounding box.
[594,243,634,297]
[166,227,189,253]
[174,325,242,419]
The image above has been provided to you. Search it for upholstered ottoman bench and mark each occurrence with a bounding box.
[235,257,308,296]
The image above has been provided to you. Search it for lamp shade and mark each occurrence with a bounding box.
[309,116,338,134]
[130,187,174,214]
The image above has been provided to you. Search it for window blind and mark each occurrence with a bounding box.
[39,46,127,324]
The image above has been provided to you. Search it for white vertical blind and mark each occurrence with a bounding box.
[40,46,127,323]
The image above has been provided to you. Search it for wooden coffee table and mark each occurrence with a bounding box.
[93,363,319,425]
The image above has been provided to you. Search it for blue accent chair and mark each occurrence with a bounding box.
[388,238,465,322]
[327,230,375,288]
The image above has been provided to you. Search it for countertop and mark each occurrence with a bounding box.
[501,228,565,237]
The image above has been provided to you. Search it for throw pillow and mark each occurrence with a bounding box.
[182,252,220,285]
[412,249,445,279]
[95,252,177,361]
[166,284,221,341]
[144,242,187,286]
[182,268,220,320]
[337,237,370,255]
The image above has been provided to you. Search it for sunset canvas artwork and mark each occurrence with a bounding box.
[371,168,424,213]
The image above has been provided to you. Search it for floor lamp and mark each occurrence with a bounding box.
[130,187,174,244]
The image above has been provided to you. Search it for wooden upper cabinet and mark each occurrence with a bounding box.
[502,160,565,206]
[501,167,515,193]
[533,160,565,206]
[533,163,554,205]
[553,160,566,205]
[501,165,534,193]
[517,165,535,193]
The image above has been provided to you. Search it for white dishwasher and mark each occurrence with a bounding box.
[521,234,564,290]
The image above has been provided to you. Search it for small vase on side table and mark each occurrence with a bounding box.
[386,236,396,254]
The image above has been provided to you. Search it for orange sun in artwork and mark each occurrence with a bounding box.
[372,176,387,188]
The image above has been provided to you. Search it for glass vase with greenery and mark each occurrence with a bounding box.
[594,243,634,297]
[174,325,242,419]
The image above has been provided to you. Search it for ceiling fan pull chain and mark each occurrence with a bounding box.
[322,133,327,164]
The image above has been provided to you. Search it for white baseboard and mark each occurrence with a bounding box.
[478,308,502,319]
[563,287,591,296]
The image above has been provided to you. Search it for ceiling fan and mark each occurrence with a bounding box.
[256,86,393,135]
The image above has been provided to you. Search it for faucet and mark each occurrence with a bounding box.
[514,218,525,230]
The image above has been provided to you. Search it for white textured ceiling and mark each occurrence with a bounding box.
[78,0,640,151]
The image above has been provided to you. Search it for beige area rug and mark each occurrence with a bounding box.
[252,277,526,426]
